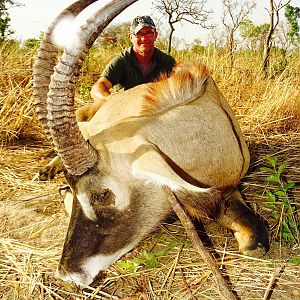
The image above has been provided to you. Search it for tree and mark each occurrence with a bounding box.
[190,38,206,54]
[221,0,256,68]
[207,27,227,49]
[284,4,300,45]
[272,22,292,68]
[240,19,269,51]
[97,22,131,49]
[153,0,212,54]
[261,0,292,73]
[0,0,20,42]
[23,38,40,50]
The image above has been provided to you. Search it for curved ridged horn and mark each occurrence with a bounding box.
[47,0,138,176]
[33,0,99,141]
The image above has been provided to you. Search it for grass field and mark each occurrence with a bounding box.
[0,41,299,299]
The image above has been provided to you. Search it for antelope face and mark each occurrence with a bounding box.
[56,168,171,286]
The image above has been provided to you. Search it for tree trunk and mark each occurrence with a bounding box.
[229,29,234,70]
[167,26,175,54]
[262,0,275,73]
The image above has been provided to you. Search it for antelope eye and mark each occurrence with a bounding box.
[91,190,114,206]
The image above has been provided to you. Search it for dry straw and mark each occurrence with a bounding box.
[0,43,299,299]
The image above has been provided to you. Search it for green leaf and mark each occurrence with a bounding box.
[155,241,178,257]
[284,182,296,190]
[272,210,280,218]
[266,175,281,183]
[167,241,179,249]
[141,250,151,260]
[274,190,286,197]
[282,231,294,241]
[133,257,146,265]
[139,251,157,268]
[281,219,289,229]
[116,260,138,273]
[289,206,295,213]
[265,155,277,168]
[266,191,276,202]
[283,198,290,207]
[289,256,300,265]
[260,167,274,173]
[266,202,275,209]
[146,258,157,268]
[141,251,158,268]
[288,218,296,228]
[277,163,286,177]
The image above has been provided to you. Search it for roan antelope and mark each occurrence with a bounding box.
[32,0,269,286]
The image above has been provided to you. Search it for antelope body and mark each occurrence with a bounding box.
[32,0,269,286]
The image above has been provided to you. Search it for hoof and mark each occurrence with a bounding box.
[240,243,268,258]
[59,185,73,216]
[38,156,63,180]
[234,225,269,258]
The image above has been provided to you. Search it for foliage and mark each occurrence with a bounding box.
[289,256,300,265]
[22,38,40,50]
[260,156,299,245]
[284,4,300,45]
[221,0,256,44]
[0,0,20,42]
[261,0,293,74]
[78,83,93,102]
[190,39,206,54]
[0,14,11,41]
[221,0,256,68]
[240,19,269,50]
[97,22,131,50]
[116,241,179,273]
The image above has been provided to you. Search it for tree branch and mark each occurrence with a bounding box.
[162,186,237,300]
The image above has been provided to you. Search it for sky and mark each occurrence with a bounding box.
[8,0,299,46]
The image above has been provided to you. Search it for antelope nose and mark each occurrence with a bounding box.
[55,267,94,287]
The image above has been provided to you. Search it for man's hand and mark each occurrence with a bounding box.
[91,77,113,99]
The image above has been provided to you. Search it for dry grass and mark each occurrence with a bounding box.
[0,42,44,143]
[0,43,299,299]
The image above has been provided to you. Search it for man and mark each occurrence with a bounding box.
[91,15,176,100]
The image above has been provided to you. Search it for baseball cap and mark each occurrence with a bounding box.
[130,16,156,34]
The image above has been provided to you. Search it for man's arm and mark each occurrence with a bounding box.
[91,77,113,99]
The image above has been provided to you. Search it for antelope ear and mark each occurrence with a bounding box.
[131,147,210,194]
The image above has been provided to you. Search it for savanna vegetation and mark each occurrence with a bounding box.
[0,1,299,299]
